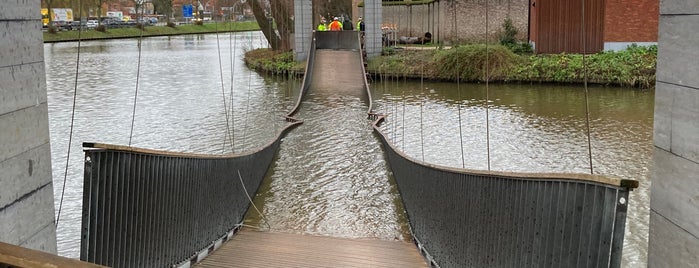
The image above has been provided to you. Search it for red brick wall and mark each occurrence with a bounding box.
[604,0,658,42]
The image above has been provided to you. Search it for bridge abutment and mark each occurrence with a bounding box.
[648,1,699,266]
[0,0,57,253]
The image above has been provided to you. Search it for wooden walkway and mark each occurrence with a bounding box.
[194,229,428,268]
[193,33,426,268]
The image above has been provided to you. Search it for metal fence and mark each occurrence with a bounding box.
[370,118,637,267]
[80,123,300,268]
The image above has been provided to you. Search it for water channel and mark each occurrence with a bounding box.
[45,32,652,267]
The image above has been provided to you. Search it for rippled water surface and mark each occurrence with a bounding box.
[46,35,652,267]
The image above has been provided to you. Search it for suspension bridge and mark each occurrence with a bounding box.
[67,31,637,268]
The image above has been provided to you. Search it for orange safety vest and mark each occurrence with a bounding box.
[329,20,342,31]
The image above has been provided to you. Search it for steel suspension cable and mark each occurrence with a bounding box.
[56,0,84,227]
[453,1,465,168]
[582,0,594,174]
[484,0,492,171]
[401,75,406,151]
[228,23,239,154]
[420,59,425,162]
[241,32,254,151]
[128,4,147,147]
[215,19,235,155]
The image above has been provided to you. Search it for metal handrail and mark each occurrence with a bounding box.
[1,241,106,268]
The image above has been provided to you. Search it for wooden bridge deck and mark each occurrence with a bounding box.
[194,229,428,268]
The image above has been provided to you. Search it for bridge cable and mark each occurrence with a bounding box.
[215,18,235,155]
[128,7,147,147]
[484,0,492,171]
[582,0,595,174]
[228,13,239,153]
[237,170,271,230]
[56,0,85,227]
[454,1,466,168]
[420,56,425,162]
[401,74,406,151]
[241,32,254,151]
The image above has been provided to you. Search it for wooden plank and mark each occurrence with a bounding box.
[195,230,428,268]
[0,241,107,268]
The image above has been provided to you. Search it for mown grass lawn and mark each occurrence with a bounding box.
[43,21,260,42]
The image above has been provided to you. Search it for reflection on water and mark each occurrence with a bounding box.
[371,80,653,267]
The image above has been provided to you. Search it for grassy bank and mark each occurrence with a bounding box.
[244,49,306,76]
[244,44,657,89]
[370,44,657,88]
[43,21,260,42]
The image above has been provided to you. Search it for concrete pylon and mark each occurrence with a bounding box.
[0,0,58,253]
[294,0,313,61]
[648,0,699,266]
[363,0,383,58]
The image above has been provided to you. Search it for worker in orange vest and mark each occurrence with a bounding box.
[328,17,343,31]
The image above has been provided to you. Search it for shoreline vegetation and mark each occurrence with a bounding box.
[44,23,656,89]
[245,44,657,89]
[42,21,260,43]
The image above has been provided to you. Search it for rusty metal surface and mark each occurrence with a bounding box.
[532,0,605,53]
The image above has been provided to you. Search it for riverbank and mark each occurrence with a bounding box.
[245,44,657,89]
[43,21,260,43]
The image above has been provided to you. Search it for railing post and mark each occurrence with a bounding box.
[609,190,630,267]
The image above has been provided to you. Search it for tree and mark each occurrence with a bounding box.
[247,0,284,50]
[152,0,173,22]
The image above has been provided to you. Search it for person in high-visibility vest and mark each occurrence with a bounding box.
[356,17,365,31]
[328,17,343,31]
[317,18,327,31]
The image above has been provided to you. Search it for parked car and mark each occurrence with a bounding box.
[86,20,98,29]
[66,21,82,30]
[50,20,69,30]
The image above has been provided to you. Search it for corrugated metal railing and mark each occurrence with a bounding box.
[315,31,361,50]
[286,30,317,119]
[370,116,638,268]
[80,122,300,268]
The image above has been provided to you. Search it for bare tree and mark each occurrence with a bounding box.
[152,0,173,22]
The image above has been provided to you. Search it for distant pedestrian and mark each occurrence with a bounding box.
[343,17,353,31]
[356,17,365,31]
[328,17,342,31]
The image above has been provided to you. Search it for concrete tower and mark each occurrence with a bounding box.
[648,0,699,266]
[0,0,58,253]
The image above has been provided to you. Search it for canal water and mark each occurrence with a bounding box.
[45,32,652,267]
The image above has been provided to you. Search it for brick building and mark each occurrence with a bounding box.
[370,0,657,53]
[529,0,658,53]
[370,0,530,46]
